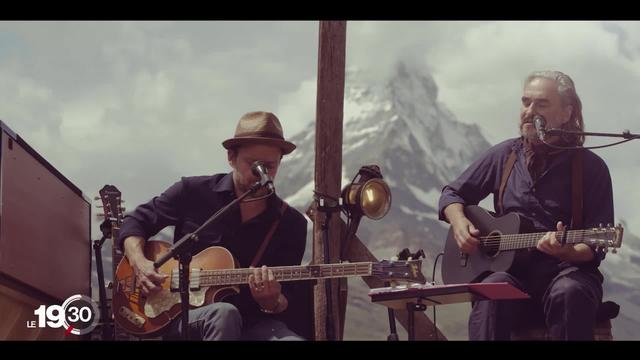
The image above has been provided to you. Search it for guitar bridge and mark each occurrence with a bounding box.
[118,306,146,328]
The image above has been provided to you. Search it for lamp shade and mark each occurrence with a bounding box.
[344,178,392,220]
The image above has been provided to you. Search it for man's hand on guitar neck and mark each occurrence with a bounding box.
[444,203,481,254]
[123,236,169,296]
[248,265,288,314]
[537,221,595,263]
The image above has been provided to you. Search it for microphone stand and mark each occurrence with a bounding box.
[544,128,640,149]
[547,128,640,139]
[153,178,269,340]
[314,193,342,341]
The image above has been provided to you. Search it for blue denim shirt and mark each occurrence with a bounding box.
[438,137,613,280]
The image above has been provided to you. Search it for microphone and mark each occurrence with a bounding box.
[534,115,546,141]
[251,161,275,192]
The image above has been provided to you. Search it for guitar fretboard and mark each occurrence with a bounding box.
[198,262,373,287]
[481,229,610,251]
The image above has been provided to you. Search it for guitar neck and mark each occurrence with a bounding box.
[490,229,598,251]
[199,262,373,287]
[111,227,124,283]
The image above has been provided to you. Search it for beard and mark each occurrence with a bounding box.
[519,121,540,143]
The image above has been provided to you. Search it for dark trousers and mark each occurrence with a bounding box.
[164,302,304,341]
[469,267,603,340]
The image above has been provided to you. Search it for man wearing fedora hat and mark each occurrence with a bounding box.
[118,111,309,340]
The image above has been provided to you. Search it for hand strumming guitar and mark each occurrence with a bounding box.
[444,203,481,254]
[123,236,169,296]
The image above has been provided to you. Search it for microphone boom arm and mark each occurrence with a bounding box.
[546,128,640,140]
[542,128,640,150]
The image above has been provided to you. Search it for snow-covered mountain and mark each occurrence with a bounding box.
[277,62,640,340]
[280,63,489,261]
[278,62,491,339]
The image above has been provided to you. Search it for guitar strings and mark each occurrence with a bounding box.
[131,261,419,291]
[196,263,373,286]
[480,229,602,243]
[475,229,614,249]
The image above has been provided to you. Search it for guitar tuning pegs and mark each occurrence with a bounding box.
[96,205,104,208]
[96,213,105,217]
[94,196,101,201]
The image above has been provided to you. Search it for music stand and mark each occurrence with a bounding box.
[369,282,530,340]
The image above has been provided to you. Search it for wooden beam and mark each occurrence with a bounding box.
[307,206,448,340]
[343,225,448,341]
[312,20,347,341]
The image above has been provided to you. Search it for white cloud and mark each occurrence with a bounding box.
[345,21,640,235]
[2,20,640,243]
[276,78,317,138]
[0,21,319,240]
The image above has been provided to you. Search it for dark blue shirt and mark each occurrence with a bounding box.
[118,172,308,328]
[438,138,613,283]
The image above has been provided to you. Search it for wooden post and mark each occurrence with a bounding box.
[306,208,449,340]
[342,225,448,340]
[312,20,347,341]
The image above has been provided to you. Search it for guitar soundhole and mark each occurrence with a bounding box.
[482,231,501,258]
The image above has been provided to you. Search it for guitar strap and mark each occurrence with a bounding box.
[497,151,517,215]
[250,200,289,267]
[499,148,583,227]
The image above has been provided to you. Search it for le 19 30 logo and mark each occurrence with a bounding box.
[28,294,100,336]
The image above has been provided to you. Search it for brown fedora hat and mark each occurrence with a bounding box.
[222,111,296,155]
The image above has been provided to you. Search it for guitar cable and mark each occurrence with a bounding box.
[431,252,444,341]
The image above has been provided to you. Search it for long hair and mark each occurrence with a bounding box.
[525,71,585,146]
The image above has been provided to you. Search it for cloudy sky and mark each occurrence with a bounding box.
[2,21,640,239]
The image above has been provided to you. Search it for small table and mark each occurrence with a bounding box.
[369,282,530,340]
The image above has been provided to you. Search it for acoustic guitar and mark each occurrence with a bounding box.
[112,243,426,336]
[441,205,623,285]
